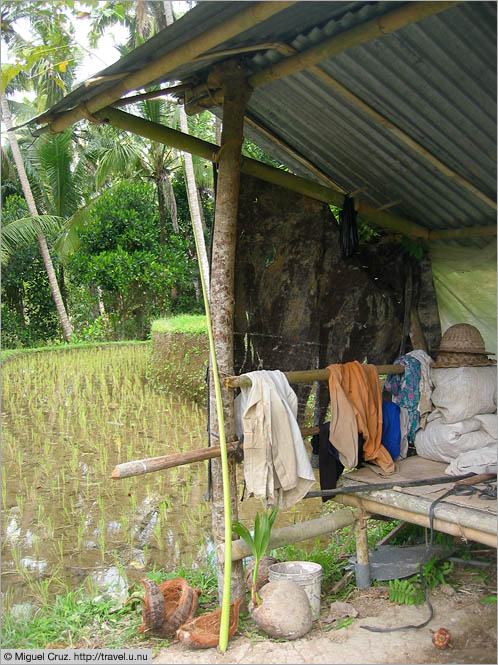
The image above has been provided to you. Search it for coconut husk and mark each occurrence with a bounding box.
[138,577,198,638]
[176,598,242,649]
[139,578,165,633]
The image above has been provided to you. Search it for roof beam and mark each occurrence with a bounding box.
[249,1,460,88]
[94,106,432,239]
[309,66,497,211]
[184,2,495,211]
[40,2,294,133]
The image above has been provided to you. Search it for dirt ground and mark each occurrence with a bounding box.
[153,567,497,665]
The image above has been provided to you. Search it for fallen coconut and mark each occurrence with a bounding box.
[245,556,280,593]
[250,580,312,640]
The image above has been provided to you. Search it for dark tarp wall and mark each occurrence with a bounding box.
[233,174,441,424]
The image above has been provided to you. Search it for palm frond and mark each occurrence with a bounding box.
[95,140,141,189]
[1,214,64,264]
[38,131,80,217]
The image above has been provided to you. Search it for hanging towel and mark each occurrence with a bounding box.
[234,370,315,509]
[327,362,395,473]
[381,401,401,461]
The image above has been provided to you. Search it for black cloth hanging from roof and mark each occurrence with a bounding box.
[339,195,359,258]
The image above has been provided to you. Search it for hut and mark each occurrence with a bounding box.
[24,1,497,603]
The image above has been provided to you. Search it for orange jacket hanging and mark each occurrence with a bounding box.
[327,361,394,473]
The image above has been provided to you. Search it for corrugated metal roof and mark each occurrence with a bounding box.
[27,1,497,243]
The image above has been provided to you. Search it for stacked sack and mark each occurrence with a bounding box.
[414,325,497,476]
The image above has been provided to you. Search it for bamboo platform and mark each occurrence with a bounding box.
[334,456,497,549]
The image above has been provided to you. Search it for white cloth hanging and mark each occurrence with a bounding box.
[234,370,315,509]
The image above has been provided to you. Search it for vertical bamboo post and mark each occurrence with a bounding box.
[354,515,371,589]
[208,60,252,606]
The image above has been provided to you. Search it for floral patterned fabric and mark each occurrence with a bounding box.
[384,355,422,443]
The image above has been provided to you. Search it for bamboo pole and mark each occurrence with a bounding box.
[226,364,404,388]
[335,494,496,548]
[308,66,496,212]
[219,509,356,561]
[111,443,239,479]
[334,487,497,536]
[428,225,497,240]
[40,2,294,133]
[111,427,320,480]
[95,107,443,239]
[354,518,371,588]
[249,2,459,89]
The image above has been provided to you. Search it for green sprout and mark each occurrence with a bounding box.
[233,505,278,606]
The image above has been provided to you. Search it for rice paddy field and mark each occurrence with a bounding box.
[1,344,323,615]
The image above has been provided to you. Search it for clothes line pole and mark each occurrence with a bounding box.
[225,364,404,388]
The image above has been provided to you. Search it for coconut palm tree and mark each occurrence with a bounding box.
[1,3,86,341]
[1,95,73,341]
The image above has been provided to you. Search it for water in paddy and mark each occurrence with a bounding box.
[2,345,323,609]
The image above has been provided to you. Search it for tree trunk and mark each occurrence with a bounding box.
[1,94,73,343]
[215,116,222,146]
[156,174,168,244]
[208,61,252,604]
[178,108,210,292]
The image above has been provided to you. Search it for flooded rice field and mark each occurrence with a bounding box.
[1,345,322,611]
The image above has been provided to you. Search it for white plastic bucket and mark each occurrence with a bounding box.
[268,561,323,620]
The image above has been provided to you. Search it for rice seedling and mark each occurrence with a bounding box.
[152,522,164,550]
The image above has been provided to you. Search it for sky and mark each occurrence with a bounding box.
[3,1,192,92]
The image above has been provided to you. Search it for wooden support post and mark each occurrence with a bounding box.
[354,512,371,589]
[209,61,252,604]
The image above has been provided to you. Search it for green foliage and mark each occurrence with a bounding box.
[480,595,497,604]
[233,505,279,605]
[401,235,428,260]
[1,582,140,649]
[1,194,62,347]
[67,180,198,339]
[388,557,455,606]
[388,577,423,606]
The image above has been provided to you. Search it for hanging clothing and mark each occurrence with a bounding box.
[399,406,410,459]
[407,349,434,428]
[381,401,401,461]
[327,361,395,473]
[234,370,315,510]
[384,351,433,442]
[311,422,364,502]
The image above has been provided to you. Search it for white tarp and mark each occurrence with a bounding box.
[429,240,497,353]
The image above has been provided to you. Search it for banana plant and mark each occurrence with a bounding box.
[233,505,279,606]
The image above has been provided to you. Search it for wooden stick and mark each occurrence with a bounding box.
[111,442,238,479]
[226,364,404,388]
[112,426,318,479]
[304,472,495,498]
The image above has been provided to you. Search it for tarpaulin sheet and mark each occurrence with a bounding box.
[429,241,497,354]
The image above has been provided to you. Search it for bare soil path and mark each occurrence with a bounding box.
[153,569,497,665]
